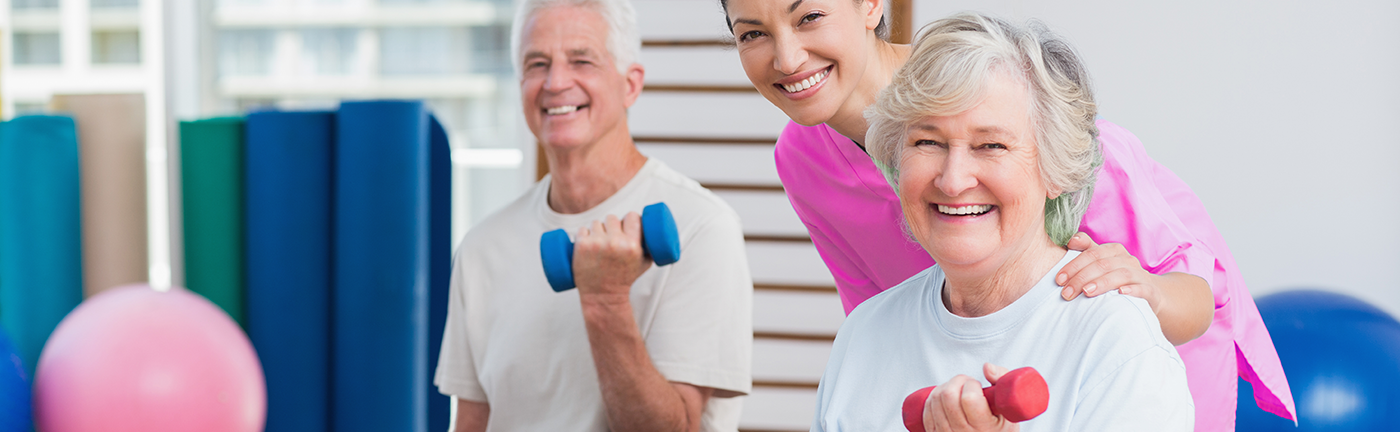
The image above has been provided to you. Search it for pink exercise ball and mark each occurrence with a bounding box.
[33,284,266,432]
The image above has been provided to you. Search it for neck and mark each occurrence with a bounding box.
[544,126,647,214]
[940,236,1066,318]
[826,39,912,144]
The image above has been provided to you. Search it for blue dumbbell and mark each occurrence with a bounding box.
[540,202,682,292]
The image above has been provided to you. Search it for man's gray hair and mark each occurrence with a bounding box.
[864,12,1103,247]
[509,0,642,74]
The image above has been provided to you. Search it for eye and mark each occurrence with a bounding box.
[800,12,824,24]
[525,60,547,70]
[914,139,945,148]
[738,30,764,42]
[981,142,1007,150]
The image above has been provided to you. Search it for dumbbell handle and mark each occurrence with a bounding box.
[901,367,1049,432]
[540,202,680,292]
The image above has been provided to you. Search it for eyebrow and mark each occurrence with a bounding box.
[788,0,805,13]
[909,123,1015,138]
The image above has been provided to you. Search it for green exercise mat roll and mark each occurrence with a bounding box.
[52,94,149,297]
[180,117,246,326]
[0,115,85,377]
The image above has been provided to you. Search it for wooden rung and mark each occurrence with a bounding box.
[644,84,757,93]
[754,331,836,342]
[643,39,731,47]
[753,379,820,390]
[745,234,811,243]
[701,183,785,193]
[634,136,776,145]
[754,283,837,293]
[740,429,808,432]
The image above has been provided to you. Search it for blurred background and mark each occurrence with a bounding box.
[0,0,1396,431]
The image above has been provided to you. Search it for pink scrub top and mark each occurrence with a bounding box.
[775,119,1295,431]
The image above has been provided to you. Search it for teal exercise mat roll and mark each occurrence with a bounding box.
[245,111,334,432]
[180,117,246,326]
[0,115,85,377]
[426,116,450,432]
[333,101,429,432]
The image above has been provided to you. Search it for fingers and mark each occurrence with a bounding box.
[927,375,996,432]
[983,363,1009,385]
[1058,242,1140,299]
[1064,232,1098,252]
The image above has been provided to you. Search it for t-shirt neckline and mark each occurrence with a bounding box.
[536,158,659,229]
[930,250,1078,340]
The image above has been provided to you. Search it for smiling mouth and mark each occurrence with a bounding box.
[545,105,587,116]
[776,66,831,94]
[938,204,994,216]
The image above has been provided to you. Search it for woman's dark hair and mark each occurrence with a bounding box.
[719,0,890,41]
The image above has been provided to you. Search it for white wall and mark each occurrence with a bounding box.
[911,0,1400,315]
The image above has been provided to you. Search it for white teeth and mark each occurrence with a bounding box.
[782,68,828,93]
[546,105,579,115]
[937,204,992,216]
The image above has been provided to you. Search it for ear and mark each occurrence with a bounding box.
[1046,187,1062,200]
[622,63,646,108]
[861,0,885,32]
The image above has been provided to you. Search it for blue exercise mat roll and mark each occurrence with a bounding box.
[426,116,451,432]
[0,115,84,378]
[333,101,429,432]
[245,111,335,432]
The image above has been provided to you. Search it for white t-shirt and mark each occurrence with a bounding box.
[435,159,753,432]
[812,251,1193,431]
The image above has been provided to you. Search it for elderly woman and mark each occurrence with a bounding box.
[810,13,1193,431]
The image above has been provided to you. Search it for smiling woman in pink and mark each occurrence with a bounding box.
[716,0,1295,428]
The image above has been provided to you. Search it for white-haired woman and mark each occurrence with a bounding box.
[718,0,1296,427]
[812,14,1192,431]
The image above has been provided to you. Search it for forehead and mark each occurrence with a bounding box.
[521,5,610,54]
[910,74,1032,136]
[727,0,843,20]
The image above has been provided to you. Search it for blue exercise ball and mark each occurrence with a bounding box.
[0,327,33,432]
[1237,290,1400,431]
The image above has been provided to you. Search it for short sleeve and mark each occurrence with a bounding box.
[641,209,753,397]
[1071,346,1195,430]
[1081,121,1216,285]
[433,252,487,402]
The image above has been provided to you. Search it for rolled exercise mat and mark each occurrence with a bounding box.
[180,117,247,326]
[0,115,85,377]
[426,116,451,432]
[333,101,429,432]
[245,111,335,432]
[51,94,149,296]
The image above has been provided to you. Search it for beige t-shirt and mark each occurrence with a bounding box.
[434,159,753,431]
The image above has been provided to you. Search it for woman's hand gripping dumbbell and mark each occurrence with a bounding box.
[539,202,681,292]
[902,365,1049,432]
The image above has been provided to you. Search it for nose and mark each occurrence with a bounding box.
[543,61,574,93]
[934,148,978,197]
[772,33,807,75]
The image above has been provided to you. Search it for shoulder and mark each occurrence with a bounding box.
[1052,291,1181,373]
[641,160,743,234]
[845,265,940,324]
[456,180,545,256]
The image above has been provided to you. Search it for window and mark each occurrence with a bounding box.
[91,0,139,8]
[379,27,469,76]
[13,32,61,65]
[11,0,58,10]
[470,24,510,75]
[93,30,142,64]
[219,30,275,77]
[301,29,357,76]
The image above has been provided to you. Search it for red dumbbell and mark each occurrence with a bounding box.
[901,367,1049,432]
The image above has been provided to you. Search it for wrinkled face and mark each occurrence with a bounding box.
[896,73,1054,271]
[518,6,642,149]
[726,0,881,126]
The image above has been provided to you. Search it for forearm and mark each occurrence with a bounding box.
[581,293,703,432]
[1151,272,1214,345]
[454,398,489,432]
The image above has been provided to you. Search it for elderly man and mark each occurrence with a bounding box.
[432,0,753,431]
